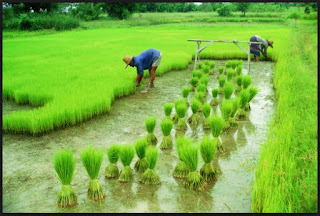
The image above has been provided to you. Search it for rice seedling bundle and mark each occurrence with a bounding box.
[236,65,242,75]
[160,118,173,149]
[173,136,191,178]
[192,70,202,79]
[182,87,191,106]
[223,82,234,100]
[220,99,233,131]
[196,83,207,96]
[210,88,219,106]
[190,77,199,91]
[163,103,173,118]
[180,142,205,191]
[242,75,252,89]
[175,103,187,131]
[145,116,157,146]
[202,66,210,74]
[188,99,201,126]
[134,138,148,173]
[200,74,209,86]
[235,75,243,93]
[119,144,135,182]
[201,103,211,129]
[139,146,161,185]
[204,61,210,66]
[226,68,234,81]
[209,61,216,69]
[237,89,250,119]
[218,75,226,93]
[197,62,204,69]
[200,136,217,181]
[105,144,120,179]
[81,145,105,201]
[229,98,240,127]
[209,115,225,152]
[218,66,224,75]
[195,92,205,104]
[53,149,77,207]
[172,98,186,123]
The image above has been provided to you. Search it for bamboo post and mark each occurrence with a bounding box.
[248,43,251,73]
[194,41,200,70]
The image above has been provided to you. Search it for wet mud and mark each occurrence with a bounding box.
[2,60,276,213]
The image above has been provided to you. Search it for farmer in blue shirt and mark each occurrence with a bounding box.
[249,35,273,62]
[123,48,162,89]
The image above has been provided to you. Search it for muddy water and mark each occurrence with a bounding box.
[2,60,275,213]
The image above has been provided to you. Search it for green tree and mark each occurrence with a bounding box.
[216,4,232,17]
[103,2,136,19]
[304,6,310,14]
[236,3,251,16]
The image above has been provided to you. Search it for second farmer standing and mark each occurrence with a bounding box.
[123,48,162,90]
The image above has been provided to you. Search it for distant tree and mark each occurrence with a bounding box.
[216,4,232,17]
[103,2,136,19]
[304,6,310,14]
[236,3,251,16]
[70,3,101,21]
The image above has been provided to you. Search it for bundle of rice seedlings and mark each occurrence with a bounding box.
[204,61,210,66]
[218,66,224,75]
[163,103,173,119]
[220,99,233,131]
[209,115,225,152]
[242,75,252,89]
[180,143,205,191]
[200,74,209,86]
[53,149,77,207]
[134,138,148,173]
[160,118,173,149]
[218,75,226,93]
[145,117,157,146]
[81,145,105,201]
[139,146,161,185]
[195,92,205,104]
[182,87,191,106]
[173,136,192,178]
[229,98,240,127]
[223,82,234,100]
[197,62,204,69]
[105,144,120,179]
[192,70,202,79]
[175,103,187,131]
[236,89,250,119]
[200,136,217,181]
[196,83,207,96]
[190,77,199,91]
[210,88,219,106]
[226,68,234,81]
[172,98,186,123]
[188,99,201,126]
[202,66,210,74]
[225,60,232,68]
[235,75,243,93]
[245,86,259,110]
[209,61,216,69]
[119,144,135,182]
[202,103,211,129]
[236,65,242,75]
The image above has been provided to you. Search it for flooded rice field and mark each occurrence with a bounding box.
[2,60,276,213]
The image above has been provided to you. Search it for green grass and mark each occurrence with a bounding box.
[251,21,317,213]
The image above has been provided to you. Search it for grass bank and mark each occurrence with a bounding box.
[251,21,317,212]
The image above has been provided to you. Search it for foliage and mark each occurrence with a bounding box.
[217,4,232,17]
[236,3,251,16]
[69,3,101,21]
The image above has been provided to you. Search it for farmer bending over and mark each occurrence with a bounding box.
[123,48,162,89]
[249,35,273,62]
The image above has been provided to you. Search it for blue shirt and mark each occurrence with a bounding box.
[133,48,161,75]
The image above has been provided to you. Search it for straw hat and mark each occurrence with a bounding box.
[267,40,274,48]
[123,54,133,69]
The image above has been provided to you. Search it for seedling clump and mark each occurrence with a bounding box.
[105,144,120,179]
[242,75,252,89]
[134,138,148,173]
[173,136,191,178]
[236,65,242,75]
[145,117,157,145]
[246,86,259,110]
[218,66,224,75]
[218,75,226,93]
[210,88,219,106]
[172,98,186,123]
[196,83,207,96]
[119,144,135,182]
[188,99,201,126]
[202,66,210,74]
[182,87,191,106]
[209,62,216,75]
[139,146,161,185]
[202,103,211,129]
[200,74,209,86]
[235,75,243,93]
[226,68,234,81]
[229,98,240,127]
[192,70,202,79]
[223,82,234,100]
[197,62,204,69]
[81,145,105,201]
[220,99,233,131]
[209,115,225,152]
[160,118,173,149]
[175,103,188,131]
[200,136,217,181]
[237,89,250,119]
[53,149,77,208]
[163,103,173,119]
[190,77,199,91]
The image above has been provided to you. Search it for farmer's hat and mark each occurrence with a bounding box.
[123,55,133,69]
[267,40,274,48]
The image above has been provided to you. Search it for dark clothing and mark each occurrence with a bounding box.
[250,35,269,57]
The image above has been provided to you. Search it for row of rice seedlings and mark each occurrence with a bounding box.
[188,99,201,126]
[145,117,157,145]
[105,144,120,178]
[160,118,173,149]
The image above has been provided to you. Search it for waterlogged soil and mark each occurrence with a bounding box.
[2,60,276,213]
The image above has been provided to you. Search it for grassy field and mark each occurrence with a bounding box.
[3,23,289,135]
[251,21,318,212]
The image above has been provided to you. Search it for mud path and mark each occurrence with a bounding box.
[2,60,275,213]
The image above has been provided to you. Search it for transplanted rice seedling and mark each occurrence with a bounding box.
[190,77,199,91]
[180,142,205,191]
[173,136,191,178]
[163,103,173,119]
[204,61,210,66]
[81,145,105,201]
[229,98,240,127]
[105,144,120,179]
[139,146,161,185]
[134,138,148,173]
[242,75,252,89]
[218,75,226,93]
[196,83,207,97]
[202,65,210,74]
[175,103,188,131]
[223,82,234,100]
[220,99,233,131]
[218,66,224,75]
[236,65,242,75]
[200,136,217,181]
[209,115,225,152]
[235,75,243,93]
[160,118,173,149]
[182,87,191,106]
[145,117,157,146]
[209,61,216,69]
[236,89,250,119]
[245,86,259,110]
[226,68,235,81]
[188,99,201,126]
[200,74,209,86]
[119,144,135,182]
[202,103,211,129]
[173,98,186,123]
[210,88,219,106]
[195,91,205,104]
[197,62,204,69]
[53,149,77,207]
[192,70,202,79]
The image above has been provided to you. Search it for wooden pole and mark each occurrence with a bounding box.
[248,43,251,73]
[194,41,200,70]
